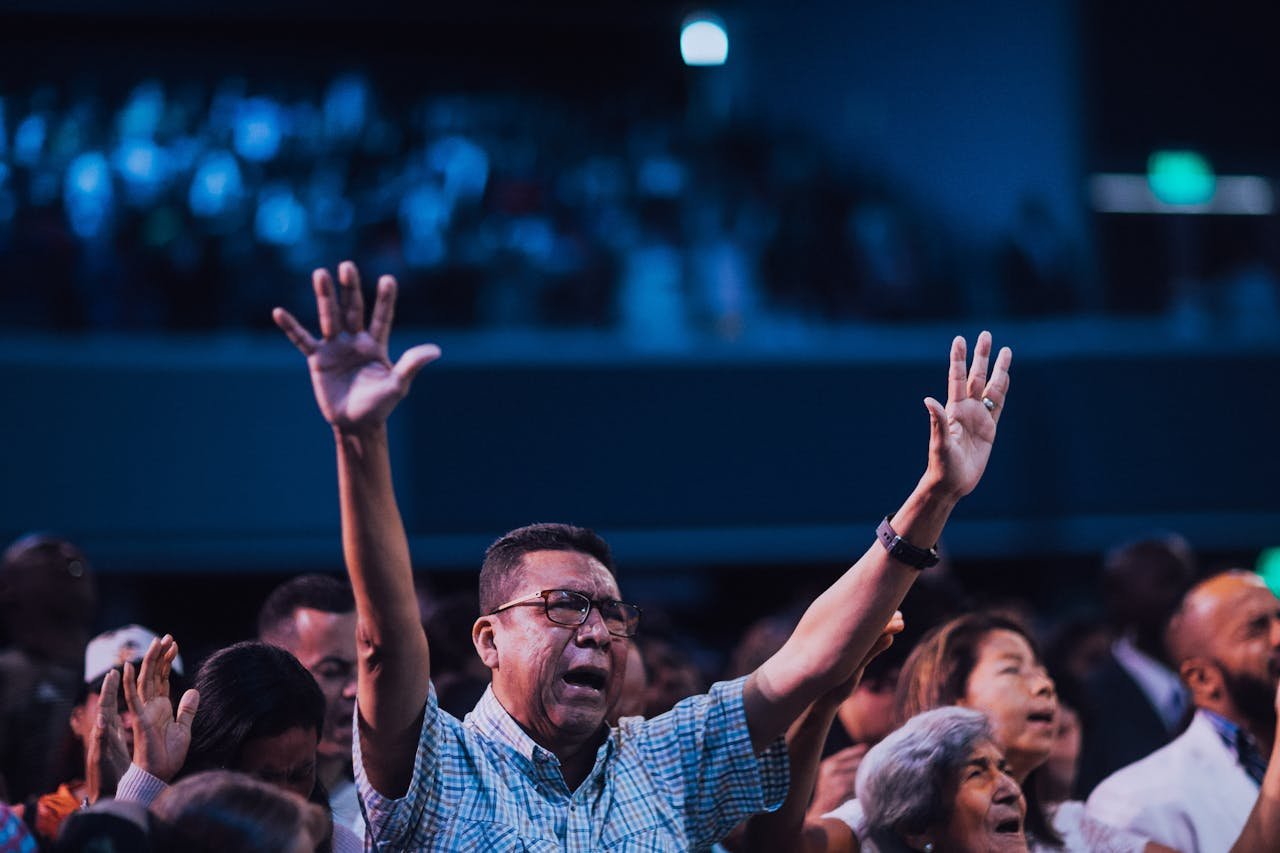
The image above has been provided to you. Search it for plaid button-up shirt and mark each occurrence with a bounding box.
[355,675,789,851]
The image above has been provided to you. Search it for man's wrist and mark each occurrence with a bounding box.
[914,472,965,508]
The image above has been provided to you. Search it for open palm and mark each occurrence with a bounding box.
[122,635,199,783]
[274,262,440,431]
[924,331,1012,498]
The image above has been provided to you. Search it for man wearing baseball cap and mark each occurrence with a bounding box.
[13,624,182,847]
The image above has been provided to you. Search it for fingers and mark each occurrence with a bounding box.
[924,396,948,446]
[159,638,179,694]
[966,331,992,399]
[272,308,318,357]
[98,669,121,729]
[393,343,442,388]
[176,689,200,731]
[313,268,342,340]
[981,345,1014,425]
[946,335,967,404]
[121,660,140,717]
[884,610,905,636]
[368,275,398,345]
[338,261,366,334]
[136,637,162,701]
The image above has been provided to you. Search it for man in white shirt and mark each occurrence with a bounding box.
[1087,570,1280,851]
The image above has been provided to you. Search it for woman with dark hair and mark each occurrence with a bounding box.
[179,641,325,800]
[111,635,360,852]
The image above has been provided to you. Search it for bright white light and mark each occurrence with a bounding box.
[681,17,729,66]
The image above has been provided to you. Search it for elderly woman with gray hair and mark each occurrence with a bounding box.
[857,706,1027,853]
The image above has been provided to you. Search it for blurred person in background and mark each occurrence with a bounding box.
[1088,570,1280,851]
[0,535,97,803]
[149,770,330,853]
[112,638,361,852]
[16,625,182,847]
[417,589,490,718]
[54,770,330,853]
[636,629,708,718]
[608,643,648,725]
[1076,535,1196,796]
[257,575,361,841]
[0,802,35,853]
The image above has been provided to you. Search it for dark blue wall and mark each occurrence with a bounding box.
[5,323,1276,573]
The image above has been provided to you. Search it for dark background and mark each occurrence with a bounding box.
[2,0,1278,657]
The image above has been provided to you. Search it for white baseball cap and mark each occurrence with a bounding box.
[84,624,184,685]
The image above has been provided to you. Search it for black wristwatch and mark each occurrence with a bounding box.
[875,515,940,570]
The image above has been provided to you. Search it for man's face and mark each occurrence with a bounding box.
[1206,579,1280,726]
[284,608,358,760]
[483,550,629,752]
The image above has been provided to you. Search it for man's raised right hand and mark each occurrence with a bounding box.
[273,262,440,432]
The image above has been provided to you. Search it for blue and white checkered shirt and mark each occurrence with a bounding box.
[354,675,789,851]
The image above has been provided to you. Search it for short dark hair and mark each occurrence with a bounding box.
[479,523,615,615]
[257,574,354,643]
[181,642,325,779]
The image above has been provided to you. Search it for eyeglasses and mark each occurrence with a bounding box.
[489,589,642,638]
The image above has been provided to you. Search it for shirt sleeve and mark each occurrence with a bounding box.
[352,680,447,847]
[822,797,869,840]
[635,676,790,850]
[114,763,168,807]
[1051,800,1148,853]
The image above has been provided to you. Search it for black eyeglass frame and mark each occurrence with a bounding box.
[489,589,642,638]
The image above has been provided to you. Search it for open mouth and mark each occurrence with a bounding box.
[994,818,1022,835]
[1027,710,1054,725]
[563,668,608,692]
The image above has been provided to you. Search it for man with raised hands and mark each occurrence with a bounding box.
[272,261,1013,850]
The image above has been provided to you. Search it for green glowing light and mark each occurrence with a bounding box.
[1257,547,1280,598]
[1147,150,1216,206]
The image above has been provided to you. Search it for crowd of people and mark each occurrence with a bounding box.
[0,73,1077,340]
[1,262,1277,852]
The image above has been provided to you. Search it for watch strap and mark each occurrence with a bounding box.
[875,515,940,570]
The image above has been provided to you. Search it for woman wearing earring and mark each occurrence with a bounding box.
[856,706,1028,853]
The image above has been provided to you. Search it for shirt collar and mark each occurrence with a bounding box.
[1201,709,1269,786]
[1112,634,1187,727]
[464,683,616,768]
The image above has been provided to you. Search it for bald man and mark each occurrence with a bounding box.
[1086,570,1280,851]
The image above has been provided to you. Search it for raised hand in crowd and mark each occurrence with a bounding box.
[275,263,439,798]
[83,669,131,803]
[273,262,440,434]
[745,333,1011,751]
[121,635,199,783]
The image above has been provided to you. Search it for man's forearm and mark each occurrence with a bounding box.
[750,477,958,744]
[739,697,843,853]
[335,425,429,737]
